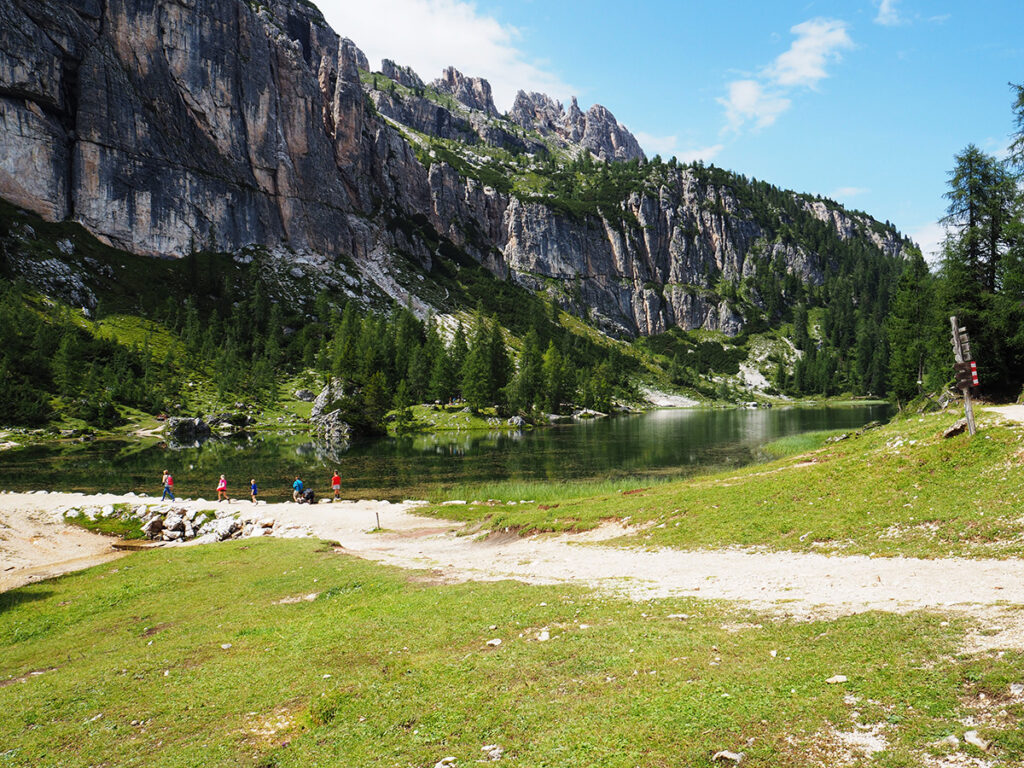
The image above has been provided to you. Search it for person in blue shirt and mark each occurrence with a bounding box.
[250,478,258,504]
[292,476,304,502]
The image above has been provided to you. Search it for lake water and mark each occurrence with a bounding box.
[0,405,889,502]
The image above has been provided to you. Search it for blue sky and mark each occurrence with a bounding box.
[317,0,1024,259]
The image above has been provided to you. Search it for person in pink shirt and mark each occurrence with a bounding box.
[216,474,230,503]
[161,470,175,501]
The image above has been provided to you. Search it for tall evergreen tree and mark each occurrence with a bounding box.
[887,252,939,402]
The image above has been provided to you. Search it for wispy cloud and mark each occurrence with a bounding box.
[719,18,851,133]
[635,132,724,163]
[909,221,948,265]
[718,80,791,131]
[874,0,903,27]
[769,19,854,88]
[832,186,869,198]
[315,0,572,111]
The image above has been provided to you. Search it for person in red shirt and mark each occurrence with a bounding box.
[331,470,341,501]
[161,470,175,501]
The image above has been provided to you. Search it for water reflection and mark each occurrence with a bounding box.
[0,405,890,502]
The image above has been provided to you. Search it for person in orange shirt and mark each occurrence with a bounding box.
[331,469,341,501]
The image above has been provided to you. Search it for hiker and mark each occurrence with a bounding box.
[292,476,304,502]
[331,469,341,501]
[217,474,230,503]
[302,487,316,505]
[250,478,258,504]
[161,470,175,501]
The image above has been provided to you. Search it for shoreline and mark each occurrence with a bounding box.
[0,490,423,593]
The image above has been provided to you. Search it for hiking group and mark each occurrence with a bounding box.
[158,470,343,504]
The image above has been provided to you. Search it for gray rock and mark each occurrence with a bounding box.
[431,67,498,116]
[943,419,968,438]
[310,379,353,450]
[163,512,185,532]
[380,59,424,90]
[211,518,239,541]
[167,418,211,441]
[509,91,645,162]
[294,389,315,402]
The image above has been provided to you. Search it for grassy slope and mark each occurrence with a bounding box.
[2,538,1022,767]
[422,409,1024,560]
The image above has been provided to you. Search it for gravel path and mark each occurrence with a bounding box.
[4,481,1024,649]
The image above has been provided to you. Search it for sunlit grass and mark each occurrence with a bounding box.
[2,539,1020,766]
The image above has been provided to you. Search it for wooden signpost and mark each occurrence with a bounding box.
[949,315,978,436]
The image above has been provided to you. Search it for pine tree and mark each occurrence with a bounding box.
[886,251,937,402]
[461,321,493,411]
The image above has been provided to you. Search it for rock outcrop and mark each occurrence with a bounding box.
[431,67,498,116]
[309,379,353,450]
[381,58,424,90]
[509,91,646,162]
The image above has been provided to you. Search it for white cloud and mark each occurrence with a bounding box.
[832,186,869,198]
[636,132,724,163]
[768,19,854,88]
[674,144,726,164]
[874,0,903,27]
[719,18,850,134]
[314,0,572,111]
[909,221,948,265]
[718,80,791,132]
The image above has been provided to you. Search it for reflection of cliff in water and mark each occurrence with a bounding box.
[301,438,352,465]
[401,430,525,456]
[166,431,255,451]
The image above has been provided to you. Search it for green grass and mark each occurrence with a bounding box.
[2,539,1021,766]
[394,403,516,434]
[418,409,1024,559]
[67,505,146,540]
[758,429,845,459]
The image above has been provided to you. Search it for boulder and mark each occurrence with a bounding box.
[943,419,968,438]
[167,417,211,441]
[294,389,315,402]
[310,380,353,450]
[206,412,249,429]
[211,518,239,541]
[163,512,186,532]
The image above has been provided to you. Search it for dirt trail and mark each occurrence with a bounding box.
[4,491,1024,649]
[987,404,1024,423]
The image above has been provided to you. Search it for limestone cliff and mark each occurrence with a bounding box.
[0,0,908,340]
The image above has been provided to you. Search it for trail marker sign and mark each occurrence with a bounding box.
[949,316,977,436]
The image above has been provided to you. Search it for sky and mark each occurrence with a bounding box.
[315,0,1024,262]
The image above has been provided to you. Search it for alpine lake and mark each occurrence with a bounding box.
[0,404,890,503]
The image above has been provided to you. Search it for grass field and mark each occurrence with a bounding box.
[421,409,1024,559]
[2,538,1022,767]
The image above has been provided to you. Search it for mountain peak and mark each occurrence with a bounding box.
[509,91,644,162]
[431,67,498,116]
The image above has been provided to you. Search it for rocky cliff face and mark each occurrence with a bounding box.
[0,0,907,340]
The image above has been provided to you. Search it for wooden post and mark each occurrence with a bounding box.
[949,316,977,436]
